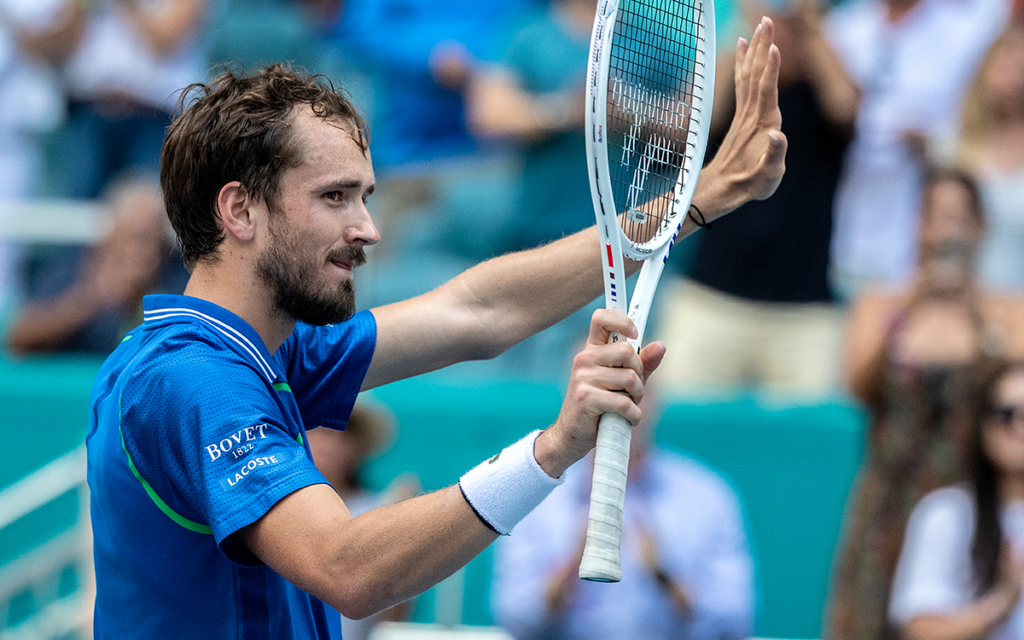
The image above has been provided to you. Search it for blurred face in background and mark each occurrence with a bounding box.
[983,368,1024,479]
[742,0,804,85]
[916,177,983,293]
[981,26,1024,117]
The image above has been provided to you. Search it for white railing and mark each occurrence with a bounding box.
[0,446,92,640]
[370,622,512,640]
[0,201,106,244]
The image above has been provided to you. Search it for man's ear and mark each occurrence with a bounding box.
[217,181,258,243]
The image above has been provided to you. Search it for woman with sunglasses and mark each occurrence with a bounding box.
[828,167,1024,640]
[889,361,1024,639]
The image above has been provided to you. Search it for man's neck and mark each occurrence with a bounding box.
[184,261,295,354]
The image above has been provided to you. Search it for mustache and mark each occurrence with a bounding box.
[328,246,368,267]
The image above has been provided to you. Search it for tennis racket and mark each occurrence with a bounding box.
[580,0,715,583]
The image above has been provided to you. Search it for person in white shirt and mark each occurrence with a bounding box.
[933,19,1024,292]
[889,360,1024,639]
[0,0,71,309]
[826,0,1010,293]
[58,0,208,200]
[491,390,755,640]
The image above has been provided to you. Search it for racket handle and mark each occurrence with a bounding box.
[579,411,632,582]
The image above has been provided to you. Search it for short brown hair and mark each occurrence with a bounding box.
[160,64,370,270]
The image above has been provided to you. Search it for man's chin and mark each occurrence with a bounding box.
[285,298,355,326]
[287,291,357,326]
[297,309,356,326]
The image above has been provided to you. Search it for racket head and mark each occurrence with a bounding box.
[587,0,716,263]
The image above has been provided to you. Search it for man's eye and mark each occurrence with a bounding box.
[324,191,343,202]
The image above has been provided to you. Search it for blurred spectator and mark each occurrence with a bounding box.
[888,360,1024,639]
[325,0,537,170]
[307,400,419,640]
[826,0,1010,294]
[825,167,1024,640]
[317,0,540,265]
[55,0,208,200]
[655,0,858,396]
[0,0,75,308]
[466,0,591,256]
[492,390,754,640]
[208,0,328,79]
[933,20,1024,291]
[463,0,594,373]
[5,177,187,354]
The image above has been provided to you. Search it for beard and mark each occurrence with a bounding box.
[256,221,366,326]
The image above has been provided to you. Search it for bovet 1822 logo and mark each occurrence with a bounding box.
[204,424,269,461]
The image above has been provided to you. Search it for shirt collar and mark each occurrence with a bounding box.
[142,294,280,384]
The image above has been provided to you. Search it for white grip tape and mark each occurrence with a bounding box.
[579,412,632,582]
[459,430,564,535]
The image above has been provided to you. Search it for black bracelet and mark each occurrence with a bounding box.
[688,203,711,230]
[652,567,673,587]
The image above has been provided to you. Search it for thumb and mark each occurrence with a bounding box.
[754,129,788,200]
[639,341,667,383]
[764,129,788,167]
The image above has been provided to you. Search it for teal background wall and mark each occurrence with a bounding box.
[367,378,866,637]
[1,359,866,637]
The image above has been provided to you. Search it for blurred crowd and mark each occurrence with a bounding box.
[3,0,1024,637]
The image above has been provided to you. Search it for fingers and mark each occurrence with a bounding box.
[572,309,651,421]
[737,25,759,105]
[733,37,749,106]
[759,43,781,114]
[751,19,773,88]
[573,341,645,403]
[733,37,749,94]
[586,308,637,346]
[737,17,777,111]
[736,36,749,61]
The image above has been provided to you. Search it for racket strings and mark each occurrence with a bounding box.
[606,0,708,246]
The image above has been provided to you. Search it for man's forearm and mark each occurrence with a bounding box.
[451,170,745,341]
[240,483,498,620]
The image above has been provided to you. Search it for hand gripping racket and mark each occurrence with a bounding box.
[580,0,715,582]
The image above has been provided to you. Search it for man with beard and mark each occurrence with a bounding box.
[86,17,786,639]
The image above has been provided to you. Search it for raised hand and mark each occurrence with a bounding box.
[696,16,787,217]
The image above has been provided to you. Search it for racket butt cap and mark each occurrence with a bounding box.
[578,550,622,582]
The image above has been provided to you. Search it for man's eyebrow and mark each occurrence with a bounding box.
[323,179,365,190]
[321,179,374,194]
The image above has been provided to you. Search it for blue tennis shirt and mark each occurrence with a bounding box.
[87,294,376,639]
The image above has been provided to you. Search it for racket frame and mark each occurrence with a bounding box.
[580,0,715,583]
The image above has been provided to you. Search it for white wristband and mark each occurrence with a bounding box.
[458,430,564,535]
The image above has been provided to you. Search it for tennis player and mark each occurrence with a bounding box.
[86,17,785,639]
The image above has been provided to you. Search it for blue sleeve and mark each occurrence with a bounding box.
[119,337,329,563]
[274,310,377,430]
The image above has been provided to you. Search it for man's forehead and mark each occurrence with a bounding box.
[290,105,366,149]
[288,107,373,174]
